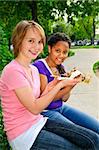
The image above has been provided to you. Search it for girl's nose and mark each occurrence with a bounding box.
[60,52,65,57]
[34,43,43,53]
[33,43,39,50]
[60,52,68,58]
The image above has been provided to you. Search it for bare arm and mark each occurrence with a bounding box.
[15,83,62,115]
[62,92,70,102]
[40,74,76,101]
[15,78,77,115]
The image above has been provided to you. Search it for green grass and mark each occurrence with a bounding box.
[71,45,99,49]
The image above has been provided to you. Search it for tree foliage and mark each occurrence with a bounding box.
[0,0,99,42]
[0,24,13,71]
[52,18,74,37]
[54,0,99,42]
[0,0,32,49]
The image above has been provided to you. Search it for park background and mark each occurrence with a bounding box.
[0,0,99,149]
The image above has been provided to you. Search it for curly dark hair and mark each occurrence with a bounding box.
[47,32,71,49]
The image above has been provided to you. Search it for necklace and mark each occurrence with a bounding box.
[50,67,60,76]
[45,58,60,76]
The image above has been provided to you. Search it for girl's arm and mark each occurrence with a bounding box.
[62,92,70,102]
[40,74,76,101]
[15,78,78,115]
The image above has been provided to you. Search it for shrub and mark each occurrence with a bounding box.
[0,26,13,72]
[93,61,99,73]
[0,103,10,149]
[68,50,75,57]
[0,26,12,149]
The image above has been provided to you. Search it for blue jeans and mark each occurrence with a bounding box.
[41,104,99,134]
[30,119,99,150]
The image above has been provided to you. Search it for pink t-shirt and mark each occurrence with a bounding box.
[0,60,42,141]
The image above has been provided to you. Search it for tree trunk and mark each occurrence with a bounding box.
[91,18,95,45]
[31,0,38,22]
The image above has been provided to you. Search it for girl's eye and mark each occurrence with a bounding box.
[55,49,60,53]
[28,39,34,43]
[63,51,68,55]
[39,40,43,44]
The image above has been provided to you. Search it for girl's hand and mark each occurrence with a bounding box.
[59,78,79,89]
[41,78,79,96]
[41,79,59,96]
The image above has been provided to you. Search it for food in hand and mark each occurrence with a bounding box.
[51,68,91,83]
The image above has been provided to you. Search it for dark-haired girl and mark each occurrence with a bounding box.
[33,32,99,135]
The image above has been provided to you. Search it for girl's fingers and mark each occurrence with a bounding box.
[61,79,79,87]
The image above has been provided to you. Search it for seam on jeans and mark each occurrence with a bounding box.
[46,123,96,150]
[57,127,96,149]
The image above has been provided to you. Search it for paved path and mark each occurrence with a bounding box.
[63,49,99,119]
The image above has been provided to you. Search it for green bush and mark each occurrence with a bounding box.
[0,46,14,72]
[0,26,12,149]
[68,50,75,57]
[0,26,13,72]
[0,103,10,150]
[93,61,99,73]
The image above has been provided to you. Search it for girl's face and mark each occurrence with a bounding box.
[48,41,69,66]
[19,28,43,60]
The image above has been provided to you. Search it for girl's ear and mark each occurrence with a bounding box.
[48,45,51,53]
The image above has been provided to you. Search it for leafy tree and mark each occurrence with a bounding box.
[77,0,99,44]
[37,0,56,36]
[55,0,99,43]
[73,16,94,41]
[52,18,74,37]
[0,1,32,50]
